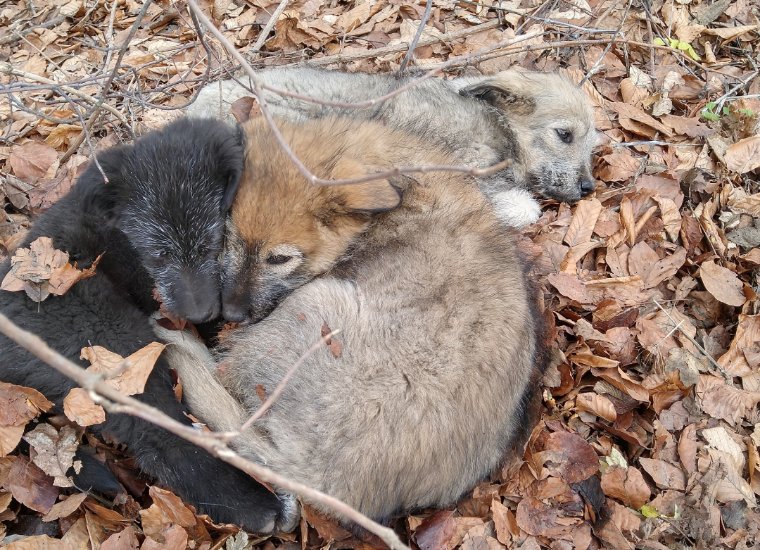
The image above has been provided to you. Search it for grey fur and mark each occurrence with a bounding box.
[156,117,547,526]
[186,67,598,210]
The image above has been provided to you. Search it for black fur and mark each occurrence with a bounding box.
[0,118,283,530]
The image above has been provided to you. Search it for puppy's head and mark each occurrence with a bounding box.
[459,70,598,203]
[221,121,401,322]
[115,117,244,323]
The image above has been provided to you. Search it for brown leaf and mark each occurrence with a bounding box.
[23,424,78,488]
[63,388,106,427]
[611,102,673,137]
[100,526,139,550]
[515,496,583,537]
[4,455,59,513]
[414,510,456,550]
[42,492,88,522]
[600,466,651,509]
[8,142,59,183]
[700,260,746,307]
[81,342,165,396]
[534,431,598,484]
[141,524,188,550]
[678,424,698,475]
[697,375,760,426]
[564,198,602,247]
[140,486,197,535]
[576,392,617,422]
[725,136,760,173]
[0,237,97,302]
[490,498,513,546]
[0,425,25,457]
[638,458,686,490]
[0,382,52,427]
[718,315,760,376]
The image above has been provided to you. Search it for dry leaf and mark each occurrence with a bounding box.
[0,382,53,427]
[42,492,88,522]
[564,198,602,247]
[601,466,651,509]
[23,424,79,488]
[639,458,686,490]
[576,392,617,422]
[700,260,746,307]
[718,315,760,377]
[81,342,165,396]
[8,142,59,184]
[4,455,59,513]
[63,388,106,427]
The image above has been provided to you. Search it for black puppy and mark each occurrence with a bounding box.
[0,118,286,532]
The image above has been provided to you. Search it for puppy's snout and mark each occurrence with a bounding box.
[173,271,221,323]
[579,179,596,197]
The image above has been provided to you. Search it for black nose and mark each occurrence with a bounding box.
[580,179,596,197]
[222,302,249,323]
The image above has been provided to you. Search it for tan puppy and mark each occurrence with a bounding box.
[158,116,548,529]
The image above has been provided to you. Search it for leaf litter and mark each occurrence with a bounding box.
[1,0,760,548]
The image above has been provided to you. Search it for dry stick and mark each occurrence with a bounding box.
[0,63,127,124]
[581,0,633,84]
[0,311,410,550]
[652,299,730,380]
[187,0,514,187]
[250,0,290,57]
[0,15,65,46]
[398,0,434,74]
[239,330,340,431]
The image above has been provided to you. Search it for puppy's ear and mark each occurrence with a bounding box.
[329,158,401,214]
[459,72,536,116]
[220,125,245,212]
[82,145,129,224]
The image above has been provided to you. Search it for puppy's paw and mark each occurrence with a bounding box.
[490,188,541,227]
[276,491,301,533]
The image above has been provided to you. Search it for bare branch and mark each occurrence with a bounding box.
[250,0,290,56]
[399,0,434,74]
[0,311,411,550]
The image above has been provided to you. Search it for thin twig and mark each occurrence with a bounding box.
[0,311,410,550]
[399,0,434,74]
[0,63,128,124]
[251,0,290,56]
[239,330,340,431]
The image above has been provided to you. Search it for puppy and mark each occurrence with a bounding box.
[0,118,289,532]
[158,116,548,525]
[186,67,598,222]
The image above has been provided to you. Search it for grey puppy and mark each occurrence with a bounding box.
[156,115,548,527]
[186,67,598,224]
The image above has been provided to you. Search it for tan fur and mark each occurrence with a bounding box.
[159,117,546,527]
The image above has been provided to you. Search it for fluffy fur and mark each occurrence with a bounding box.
[186,67,598,219]
[158,116,548,525]
[0,118,288,531]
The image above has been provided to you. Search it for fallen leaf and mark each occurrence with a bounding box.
[63,388,106,427]
[564,198,602,247]
[534,431,598,484]
[4,455,59,513]
[23,424,79,488]
[81,342,165,396]
[42,492,88,522]
[576,392,617,422]
[700,260,746,307]
[0,382,52,428]
[100,526,139,550]
[601,466,651,509]
[8,142,59,183]
[718,315,760,376]
[0,425,25,457]
[638,458,686,490]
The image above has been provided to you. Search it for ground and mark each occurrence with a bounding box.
[0,0,759,548]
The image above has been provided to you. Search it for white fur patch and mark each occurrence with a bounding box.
[490,189,541,227]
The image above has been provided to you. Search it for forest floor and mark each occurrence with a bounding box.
[1,0,759,548]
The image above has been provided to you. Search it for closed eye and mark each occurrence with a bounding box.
[555,129,574,144]
[267,254,292,265]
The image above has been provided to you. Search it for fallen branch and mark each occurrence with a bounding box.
[0,311,410,550]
